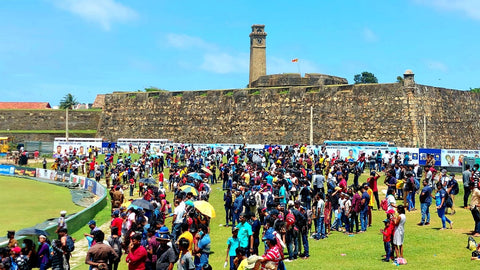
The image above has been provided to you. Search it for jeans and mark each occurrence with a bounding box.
[277,261,286,270]
[342,213,350,232]
[232,212,240,227]
[360,210,368,231]
[421,203,430,224]
[464,186,472,207]
[300,229,309,257]
[331,209,341,230]
[407,192,414,211]
[225,207,232,225]
[437,207,451,228]
[194,253,209,270]
[472,207,480,234]
[172,223,182,242]
[349,212,359,233]
[229,256,235,270]
[316,217,325,239]
[384,242,392,260]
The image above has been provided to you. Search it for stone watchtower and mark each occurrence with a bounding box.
[249,25,267,87]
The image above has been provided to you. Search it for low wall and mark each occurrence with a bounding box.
[0,164,107,246]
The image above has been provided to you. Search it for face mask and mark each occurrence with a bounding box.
[199,231,204,237]
[38,242,42,246]
[21,243,26,248]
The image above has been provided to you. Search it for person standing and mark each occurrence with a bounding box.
[435,182,453,230]
[393,205,406,260]
[312,170,325,196]
[470,183,480,237]
[55,211,67,234]
[193,224,211,270]
[126,233,147,270]
[236,213,253,256]
[463,164,472,208]
[359,183,370,232]
[367,171,380,210]
[37,235,50,270]
[85,230,118,270]
[418,180,432,226]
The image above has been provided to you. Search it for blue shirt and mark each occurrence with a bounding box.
[362,191,370,212]
[279,186,287,204]
[420,186,432,204]
[435,189,447,208]
[236,222,253,248]
[227,237,240,256]
[198,234,211,253]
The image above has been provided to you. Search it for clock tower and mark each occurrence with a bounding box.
[249,24,267,87]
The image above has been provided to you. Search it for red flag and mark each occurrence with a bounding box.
[291,58,298,62]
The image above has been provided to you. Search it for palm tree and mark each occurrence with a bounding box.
[59,93,79,109]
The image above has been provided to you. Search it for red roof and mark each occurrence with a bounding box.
[0,102,51,109]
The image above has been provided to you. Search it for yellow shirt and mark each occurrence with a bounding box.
[243,173,250,185]
[367,188,374,207]
[178,231,194,253]
[237,258,248,270]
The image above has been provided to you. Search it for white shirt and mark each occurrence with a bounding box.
[174,201,186,224]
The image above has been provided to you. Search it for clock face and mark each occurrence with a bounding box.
[257,38,262,44]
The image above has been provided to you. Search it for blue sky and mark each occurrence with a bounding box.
[1,0,480,106]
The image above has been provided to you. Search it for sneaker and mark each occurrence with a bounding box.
[417,222,424,226]
[284,259,292,263]
[382,258,390,262]
[425,222,430,225]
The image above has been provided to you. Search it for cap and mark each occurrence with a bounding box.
[88,220,96,226]
[159,226,170,234]
[288,200,294,206]
[441,169,447,173]
[156,234,170,241]
[382,219,389,223]
[450,172,455,177]
[232,227,239,232]
[262,232,275,241]
[60,210,67,216]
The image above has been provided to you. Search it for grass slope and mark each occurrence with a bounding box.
[0,176,84,235]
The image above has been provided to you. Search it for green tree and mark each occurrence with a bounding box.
[396,76,404,84]
[59,93,79,109]
[354,71,378,84]
[470,87,480,93]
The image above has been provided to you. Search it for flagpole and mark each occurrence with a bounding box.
[297,62,301,76]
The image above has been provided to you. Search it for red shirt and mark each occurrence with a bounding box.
[111,218,123,236]
[158,172,164,183]
[126,245,147,270]
[368,175,380,192]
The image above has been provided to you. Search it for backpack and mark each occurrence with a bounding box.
[353,195,362,213]
[266,193,275,208]
[286,211,296,226]
[451,179,459,195]
[467,236,477,251]
[414,178,420,191]
[66,235,75,252]
[380,199,388,211]
[247,192,256,207]
[444,191,453,208]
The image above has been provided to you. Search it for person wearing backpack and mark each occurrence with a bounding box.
[58,228,74,270]
[435,181,453,230]
[107,227,122,270]
[446,173,459,215]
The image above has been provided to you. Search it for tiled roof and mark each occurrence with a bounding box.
[0,102,52,109]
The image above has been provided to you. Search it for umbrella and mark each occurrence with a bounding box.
[17,228,50,237]
[179,185,198,196]
[162,150,171,154]
[234,149,241,155]
[131,199,154,210]
[201,167,213,175]
[187,172,203,181]
[193,200,216,218]
[139,177,156,185]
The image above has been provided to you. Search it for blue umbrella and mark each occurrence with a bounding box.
[139,178,157,185]
[131,199,154,210]
[187,172,203,181]
[17,228,50,237]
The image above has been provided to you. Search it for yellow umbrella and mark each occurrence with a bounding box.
[193,200,216,218]
[201,167,213,175]
[179,185,199,196]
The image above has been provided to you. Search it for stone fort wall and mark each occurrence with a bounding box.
[96,84,480,149]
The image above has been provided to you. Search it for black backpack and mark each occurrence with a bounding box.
[246,192,256,207]
[66,235,75,252]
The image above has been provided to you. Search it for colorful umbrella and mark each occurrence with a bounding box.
[234,149,241,155]
[193,200,216,218]
[179,185,198,196]
[201,167,214,175]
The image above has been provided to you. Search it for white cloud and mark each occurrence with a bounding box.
[363,28,378,43]
[414,0,480,20]
[200,53,249,74]
[425,60,448,72]
[268,57,320,75]
[52,0,138,30]
[165,33,217,51]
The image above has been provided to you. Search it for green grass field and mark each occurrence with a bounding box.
[0,176,84,235]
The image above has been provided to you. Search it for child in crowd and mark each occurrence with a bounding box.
[380,213,395,262]
[226,227,240,270]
